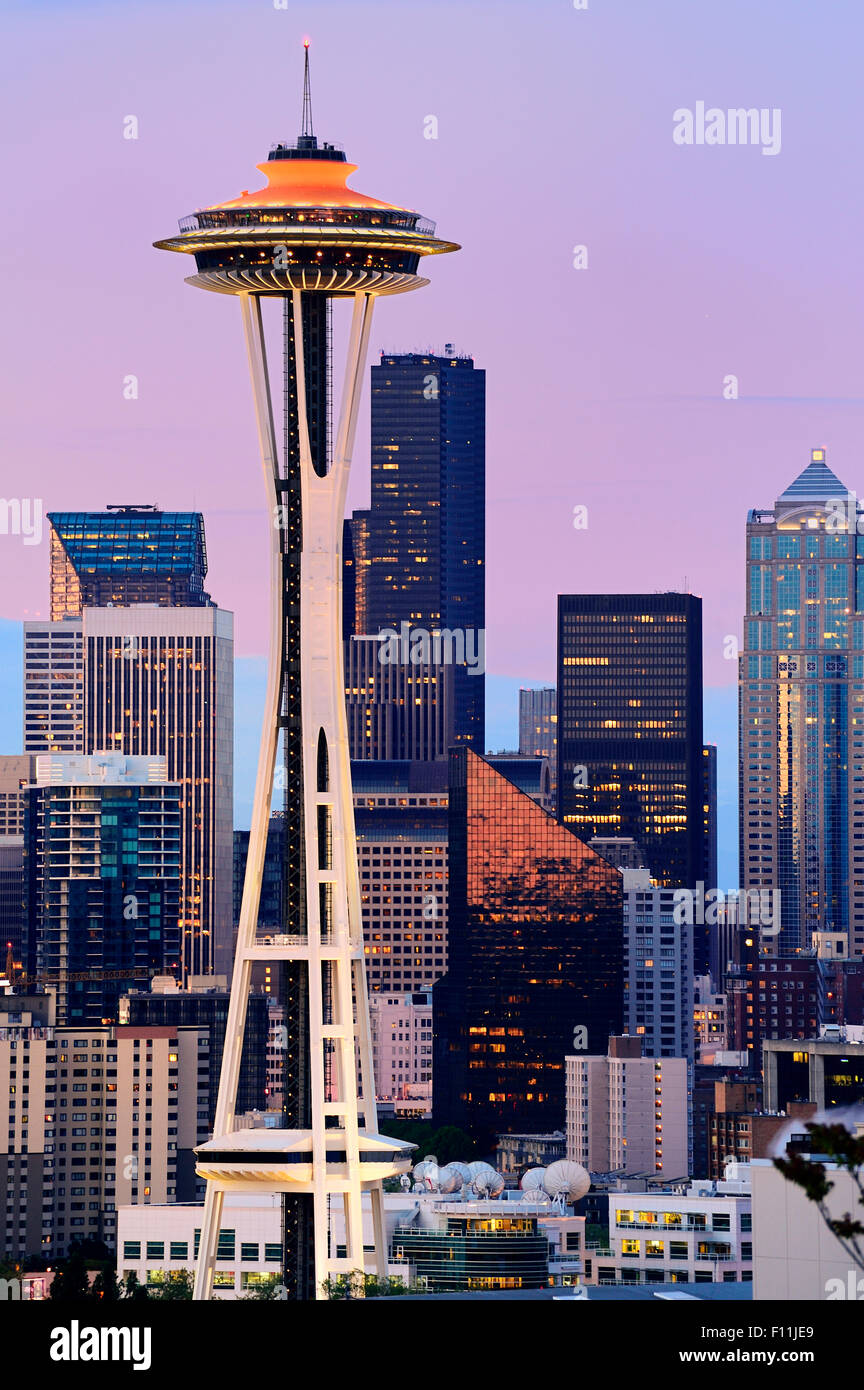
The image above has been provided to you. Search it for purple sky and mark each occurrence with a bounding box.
[3,0,864,877]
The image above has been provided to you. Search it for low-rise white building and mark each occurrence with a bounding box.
[584,1163,753,1288]
[117,1188,587,1296]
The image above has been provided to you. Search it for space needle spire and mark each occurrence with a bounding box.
[155,57,459,1300]
[301,38,313,139]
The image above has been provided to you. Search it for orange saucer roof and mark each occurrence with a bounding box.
[210,157,411,214]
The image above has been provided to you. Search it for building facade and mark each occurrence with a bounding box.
[82,606,233,979]
[557,592,705,890]
[0,1018,208,1260]
[23,754,181,1023]
[47,507,211,619]
[740,448,864,955]
[120,977,269,1130]
[590,1165,753,1288]
[345,634,454,761]
[23,619,84,754]
[762,1032,864,1112]
[622,868,694,1063]
[566,1038,689,1179]
[434,748,623,1141]
[352,760,449,995]
[519,687,557,797]
[368,992,433,1102]
[349,349,485,750]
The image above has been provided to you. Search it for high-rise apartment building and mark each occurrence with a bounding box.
[83,607,233,979]
[557,592,705,890]
[22,754,181,1023]
[565,1036,689,1178]
[621,868,694,1063]
[120,977,269,1130]
[47,506,211,619]
[740,448,864,955]
[0,1011,209,1260]
[434,748,623,1142]
[348,349,485,750]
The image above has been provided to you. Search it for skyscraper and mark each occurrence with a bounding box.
[47,506,211,619]
[621,867,695,1063]
[24,507,233,977]
[155,47,450,1298]
[557,592,705,890]
[23,753,181,1024]
[740,448,864,955]
[434,747,623,1143]
[83,606,234,980]
[348,348,485,750]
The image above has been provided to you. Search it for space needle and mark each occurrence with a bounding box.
[155,42,459,1300]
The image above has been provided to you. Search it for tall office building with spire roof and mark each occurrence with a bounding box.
[741,448,864,957]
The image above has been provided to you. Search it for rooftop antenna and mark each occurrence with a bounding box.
[301,38,314,138]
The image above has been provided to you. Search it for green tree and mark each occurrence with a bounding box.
[121,1270,151,1302]
[774,1122,864,1271]
[321,1270,407,1300]
[48,1252,91,1301]
[90,1267,121,1301]
[156,1269,194,1300]
[428,1126,478,1166]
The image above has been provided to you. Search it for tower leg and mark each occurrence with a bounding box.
[193,1184,224,1301]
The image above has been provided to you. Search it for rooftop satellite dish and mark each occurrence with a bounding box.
[519,1187,552,1205]
[543,1160,590,1206]
[437,1164,462,1194]
[520,1167,547,1191]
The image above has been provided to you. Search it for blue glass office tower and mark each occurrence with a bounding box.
[741,448,864,956]
[48,505,211,618]
[349,350,485,750]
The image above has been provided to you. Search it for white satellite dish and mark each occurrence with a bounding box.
[520,1167,547,1191]
[542,1160,590,1205]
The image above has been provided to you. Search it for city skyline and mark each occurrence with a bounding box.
[3,0,864,1324]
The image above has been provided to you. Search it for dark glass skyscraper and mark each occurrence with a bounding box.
[434,748,623,1143]
[48,506,211,618]
[556,593,705,890]
[348,349,485,750]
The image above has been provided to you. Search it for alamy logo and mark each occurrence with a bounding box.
[825,496,864,534]
[673,102,781,156]
[673,881,780,934]
[50,1321,152,1371]
[825,1270,864,1300]
[377,622,485,676]
[0,497,42,546]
